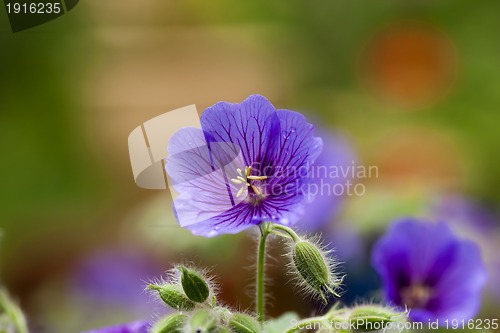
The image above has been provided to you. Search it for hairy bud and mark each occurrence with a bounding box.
[228,313,261,333]
[213,306,232,323]
[148,284,196,311]
[178,265,210,303]
[188,309,218,333]
[349,305,407,332]
[291,239,341,303]
[151,313,187,333]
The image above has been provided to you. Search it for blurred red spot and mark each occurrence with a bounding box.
[362,22,456,108]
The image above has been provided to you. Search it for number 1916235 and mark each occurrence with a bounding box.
[6,2,62,14]
[444,318,498,330]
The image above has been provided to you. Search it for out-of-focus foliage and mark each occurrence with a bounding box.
[0,1,499,332]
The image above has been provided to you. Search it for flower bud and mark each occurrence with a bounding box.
[148,284,196,311]
[178,265,210,303]
[186,309,220,333]
[214,306,232,323]
[348,305,406,332]
[151,313,187,333]
[291,240,340,303]
[228,313,261,333]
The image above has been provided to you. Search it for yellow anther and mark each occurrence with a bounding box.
[251,184,261,196]
[247,175,267,181]
[236,187,245,198]
[232,165,266,199]
[231,178,244,185]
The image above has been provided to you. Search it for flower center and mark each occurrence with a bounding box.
[230,166,267,200]
[401,283,431,309]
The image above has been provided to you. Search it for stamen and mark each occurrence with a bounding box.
[232,165,266,200]
[247,175,267,181]
[236,187,245,198]
[251,185,261,196]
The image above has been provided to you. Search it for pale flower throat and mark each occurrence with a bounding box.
[230,166,267,200]
[401,283,431,309]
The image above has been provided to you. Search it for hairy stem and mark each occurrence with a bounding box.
[271,224,301,242]
[256,223,271,322]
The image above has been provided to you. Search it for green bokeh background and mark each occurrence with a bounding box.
[0,1,499,332]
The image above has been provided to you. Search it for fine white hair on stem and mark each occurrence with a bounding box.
[246,229,281,313]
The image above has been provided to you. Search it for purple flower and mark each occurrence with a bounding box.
[82,320,149,333]
[429,195,497,234]
[428,195,500,300]
[372,218,487,323]
[165,95,323,237]
[71,249,161,317]
[296,129,356,232]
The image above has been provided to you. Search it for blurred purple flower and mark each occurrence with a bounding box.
[166,95,323,237]
[372,218,487,323]
[296,130,356,232]
[429,195,500,300]
[82,320,149,333]
[72,250,160,316]
[429,195,496,234]
[325,224,364,263]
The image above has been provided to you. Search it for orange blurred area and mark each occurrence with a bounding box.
[372,126,464,189]
[361,22,456,109]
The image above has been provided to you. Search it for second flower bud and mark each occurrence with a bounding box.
[290,239,342,303]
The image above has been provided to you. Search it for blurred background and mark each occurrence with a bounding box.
[0,1,499,332]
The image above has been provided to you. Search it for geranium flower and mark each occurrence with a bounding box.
[429,195,500,301]
[371,218,487,323]
[165,95,323,237]
[82,320,149,333]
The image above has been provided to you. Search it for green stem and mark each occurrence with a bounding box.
[0,289,28,333]
[256,223,271,322]
[271,224,301,242]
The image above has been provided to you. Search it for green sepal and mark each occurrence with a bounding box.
[188,309,218,332]
[179,265,210,303]
[348,305,403,332]
[148,284,196,311]
[151,313,187,333]
[229,313,261,333]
